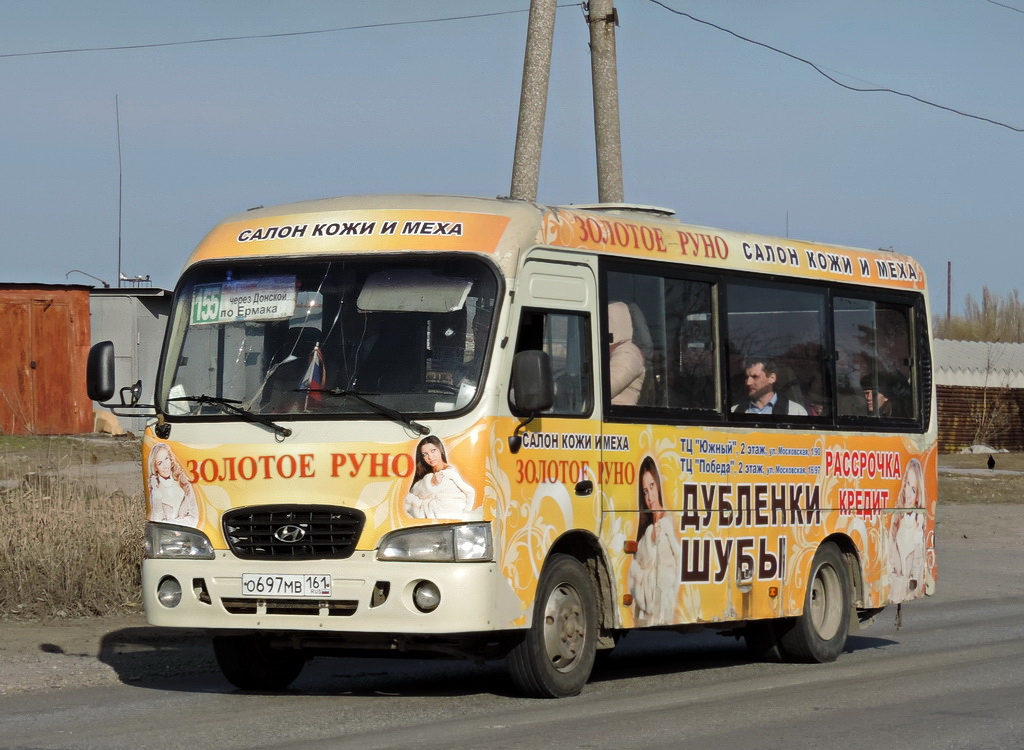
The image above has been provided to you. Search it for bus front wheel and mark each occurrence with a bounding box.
[777,542,851,663]
[212,634,307,691]
[507,553,598,698]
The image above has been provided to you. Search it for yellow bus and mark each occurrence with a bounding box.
[88,194,937,698]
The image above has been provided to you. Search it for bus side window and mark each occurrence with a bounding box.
[511,309,592,416]
[835,297,915,420]
[667,279,717,410]
[724,281,830,419]
[604,269,719,412]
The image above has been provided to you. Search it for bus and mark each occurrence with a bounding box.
[88,194,937,698]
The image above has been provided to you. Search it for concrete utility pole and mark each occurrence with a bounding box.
[588,0,624,203]
[510,0,557,202]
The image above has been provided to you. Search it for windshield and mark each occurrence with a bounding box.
[159,256,499,419]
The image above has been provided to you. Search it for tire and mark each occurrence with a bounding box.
[507,554,598,698]
[212,634,307,691]
[776,542,851,663]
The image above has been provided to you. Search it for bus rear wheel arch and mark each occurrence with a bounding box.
[745,541,852,664]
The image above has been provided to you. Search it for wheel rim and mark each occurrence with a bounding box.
[809,562,843,640]
[542,580,587,673]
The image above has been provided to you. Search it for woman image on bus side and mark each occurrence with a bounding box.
[888,457,928,602]
[628,456,681,626]
[148,443,198,526]
[403,435,480,520]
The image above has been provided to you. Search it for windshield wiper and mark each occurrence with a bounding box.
[168,394,292,438]
[299,387,430,435]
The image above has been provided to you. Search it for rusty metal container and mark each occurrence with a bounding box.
[0,284,93,435]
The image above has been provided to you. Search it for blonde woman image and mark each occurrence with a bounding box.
[628,456,681,626]
[148,443,198,526]
[404,436,479,520]
[888,458,927,602]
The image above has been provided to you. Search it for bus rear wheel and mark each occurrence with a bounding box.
[507,553,598,698]
[212,634,307,691]
[777,542,851,663]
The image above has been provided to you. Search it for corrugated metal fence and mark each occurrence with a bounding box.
[937,384,1024,453]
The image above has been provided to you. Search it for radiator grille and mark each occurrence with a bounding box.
[223,505,365,560]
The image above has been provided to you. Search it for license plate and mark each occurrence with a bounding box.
[241,574,332,598]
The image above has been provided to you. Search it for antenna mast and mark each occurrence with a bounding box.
[116,95,123,288]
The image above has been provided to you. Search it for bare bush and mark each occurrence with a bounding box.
[971,394,1015,448]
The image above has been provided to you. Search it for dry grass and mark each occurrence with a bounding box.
[938,451,1024,505]
[0,436,145,621]
[0,435,140,480]
[937,451,1024,472]
[939,473,1023,505]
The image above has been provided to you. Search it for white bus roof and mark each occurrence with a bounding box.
[184,194,927,292]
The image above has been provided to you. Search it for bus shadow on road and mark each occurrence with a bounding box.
[94,625,901,697]
[97,625,219,688]
[590,628,901,685]
[97,625,515,697]
[843,633,901,653]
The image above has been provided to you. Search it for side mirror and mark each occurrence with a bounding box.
[509,350,553,454]
[86,341,116,402]
[510,350,554,414]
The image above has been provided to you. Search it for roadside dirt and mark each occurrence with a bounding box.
[0,498,1018,695]
[0,613,215,695]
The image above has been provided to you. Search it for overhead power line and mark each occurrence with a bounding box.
[0,7,574,59]
[985,0,1024,14]
[5,1,1018,133]
[645,0,1023,133]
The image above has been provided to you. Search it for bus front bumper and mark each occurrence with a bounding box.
[141,551,526,636]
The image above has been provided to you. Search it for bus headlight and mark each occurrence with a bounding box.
[378,523,493,562]
[145,523,215,560]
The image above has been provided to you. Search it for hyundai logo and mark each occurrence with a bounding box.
[274,524,307,544]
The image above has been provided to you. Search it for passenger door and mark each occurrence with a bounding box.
[501,254,603,545]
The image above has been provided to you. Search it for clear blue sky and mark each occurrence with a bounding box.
[2,1,1021,316]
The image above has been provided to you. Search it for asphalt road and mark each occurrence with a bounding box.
[1,518,1021,750]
